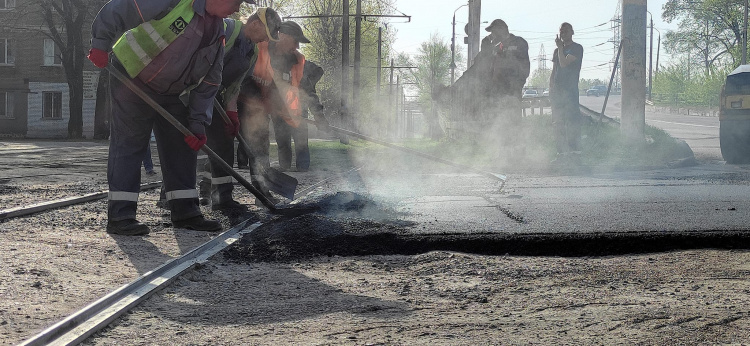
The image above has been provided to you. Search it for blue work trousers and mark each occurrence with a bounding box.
[108,65,202,222]
[205,105,236,204]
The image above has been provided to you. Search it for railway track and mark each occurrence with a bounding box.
[9,167,362,345]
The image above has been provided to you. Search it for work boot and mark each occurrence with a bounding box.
[172,215,222,232]
[211,199,246,211]
[106,219,150,236]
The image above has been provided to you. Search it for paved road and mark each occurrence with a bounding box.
[579,94,722,162]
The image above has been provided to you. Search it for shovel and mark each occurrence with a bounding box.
[303,118,507,190]
[106,65,307,214]
[213,99,297,199]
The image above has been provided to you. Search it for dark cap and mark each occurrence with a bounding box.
[279,21,311,44]
[255,7,281,42]
[485,19,508,32]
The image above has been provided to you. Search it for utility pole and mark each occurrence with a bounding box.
[467,0,481,67]
[621,0,647,143]
[656,33,660,75]
[649,16,653,101]
[451,3,468,84]
[389,59,394,136]
[353,0,362,115]
[377,27,382,99]
[341,0,350,114]
[744,0,748,64]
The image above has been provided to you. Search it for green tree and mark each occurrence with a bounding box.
[4,0,109,138]
[651,59,729,107]
[528,68,551,89]
[410,33,454,138]
[662,0,743,72]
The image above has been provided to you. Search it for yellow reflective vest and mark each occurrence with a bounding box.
[112,0,195,78]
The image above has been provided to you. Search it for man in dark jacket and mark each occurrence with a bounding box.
[479,19,530,158]
[88,0,250,236]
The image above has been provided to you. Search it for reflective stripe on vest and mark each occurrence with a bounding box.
[108,191,139,202]
[280,51,305,128]
[165,189,199,201]
[112,0,196,78]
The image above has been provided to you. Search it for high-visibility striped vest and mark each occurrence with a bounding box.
[279,51,305,128]
[219,18,246,105]
[223,18,243,53]
[112,0,196,78]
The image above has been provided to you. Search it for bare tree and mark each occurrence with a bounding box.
[2,0,107,138]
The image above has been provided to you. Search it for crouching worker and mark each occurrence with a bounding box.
[205,8,281,211]
[88,0,253,235]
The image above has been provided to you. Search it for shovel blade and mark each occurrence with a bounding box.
[264,167,298,200]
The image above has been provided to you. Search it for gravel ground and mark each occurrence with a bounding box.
[2,139,750,345]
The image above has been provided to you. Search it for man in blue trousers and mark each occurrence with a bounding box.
[88,0,252,236]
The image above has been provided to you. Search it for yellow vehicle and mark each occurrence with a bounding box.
[720,65,750,164]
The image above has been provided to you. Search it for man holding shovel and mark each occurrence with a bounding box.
[204,8,281,211]
[88,0,252,236]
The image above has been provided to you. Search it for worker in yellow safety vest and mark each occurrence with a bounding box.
[87,0,252,236]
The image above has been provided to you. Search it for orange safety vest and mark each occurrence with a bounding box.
[278,51,305,128]
[251,42,274,88]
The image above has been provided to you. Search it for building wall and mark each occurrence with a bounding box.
[0,1,105,138]
[25,82,96,138]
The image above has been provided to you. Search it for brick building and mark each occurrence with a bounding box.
[0,0,102,138]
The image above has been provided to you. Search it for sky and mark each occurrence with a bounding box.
[387,0,677,81]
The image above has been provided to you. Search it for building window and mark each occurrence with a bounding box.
[43,92,62,119]
[43,39,62,66]
[0,91,13,119]
[0,0,15,10]
[0,38,13,65]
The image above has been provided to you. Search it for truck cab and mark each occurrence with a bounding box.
[720,65,750,164]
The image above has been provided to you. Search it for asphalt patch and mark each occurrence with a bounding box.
[224,192,750,263]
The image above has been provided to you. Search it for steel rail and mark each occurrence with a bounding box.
[16,170,349,345]
[19,220,262,346]
[0,182,162,222]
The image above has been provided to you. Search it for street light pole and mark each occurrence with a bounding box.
[744,0,748,64]
[451,3,468,84]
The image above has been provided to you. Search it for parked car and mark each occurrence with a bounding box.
[542,89,549,97]
[586,85,608,97]
[522,89,538,98]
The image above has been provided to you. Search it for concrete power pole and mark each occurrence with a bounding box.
[353,0,362,114]
[744,0,748,64]
[467,0,481,67]
[621,0,647,143]
[341,0,350,112]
